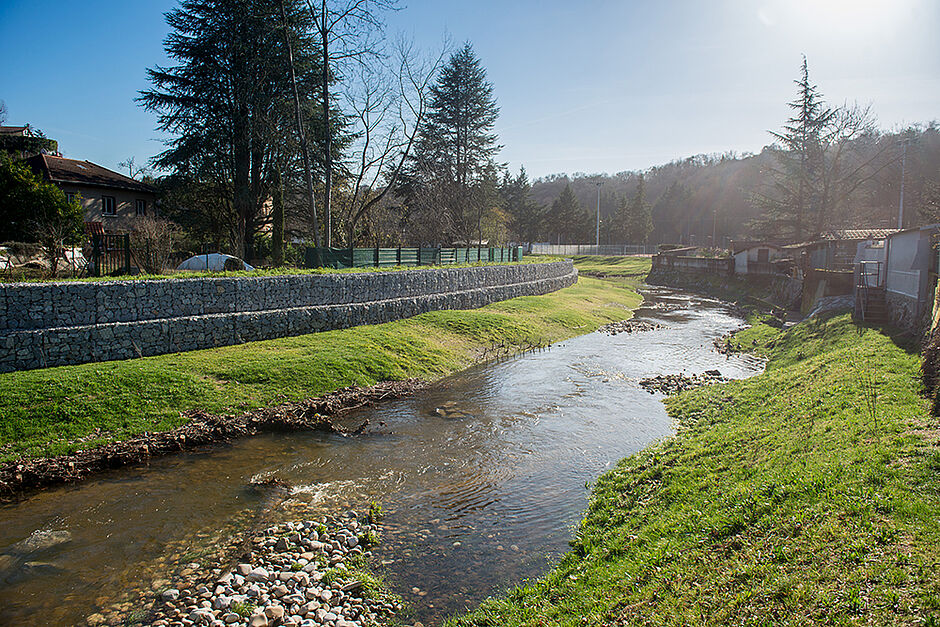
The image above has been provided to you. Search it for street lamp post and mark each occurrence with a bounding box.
[594,181,602,250]
[898,139,910,229]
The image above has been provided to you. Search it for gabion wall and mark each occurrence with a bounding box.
[0,261,577,372]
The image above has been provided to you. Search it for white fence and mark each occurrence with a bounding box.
[531,243,656,256]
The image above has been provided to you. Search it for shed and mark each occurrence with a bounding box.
[731,242,786,275]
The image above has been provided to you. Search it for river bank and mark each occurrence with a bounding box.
[449,311,940,625]
[0,271,644,469]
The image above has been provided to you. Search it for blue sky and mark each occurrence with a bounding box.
[1,0,937,180]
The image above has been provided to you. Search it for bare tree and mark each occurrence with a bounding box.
[813,103,896,233]
[279,0,322,263]
[0,100,7,125]
[336,37,446,245]
[130,217,179,274]
[117,156,152,180]
[306,0,398,247]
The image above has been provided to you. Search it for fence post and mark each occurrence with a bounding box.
[91,234,100,277]
[123,234,131,274]
[374,246,379,267]
[397,246,401,265]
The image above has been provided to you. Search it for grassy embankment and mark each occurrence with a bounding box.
[451,313,940,625]
[0,261,648,463]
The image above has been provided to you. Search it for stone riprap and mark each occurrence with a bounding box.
[142,513,394,627]
[0,261,577,373]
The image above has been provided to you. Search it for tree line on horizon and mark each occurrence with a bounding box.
[525,59,940,248]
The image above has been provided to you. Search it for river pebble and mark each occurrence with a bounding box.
[639,370,728,394]
[144,512,401,627]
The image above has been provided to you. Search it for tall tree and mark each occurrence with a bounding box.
[500,166,543,242]
[307,0,397,247]
[140,0,322,260]
[547,183,583,244]
[619,174,652,244]
[404,42,501,244]
[756,57,833,241]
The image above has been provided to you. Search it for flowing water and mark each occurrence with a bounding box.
[0,287,764,626]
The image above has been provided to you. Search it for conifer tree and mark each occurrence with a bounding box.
[758,56,833,241]
[547,183,583,244]
[139,0,325,259]
[405,42,501,244]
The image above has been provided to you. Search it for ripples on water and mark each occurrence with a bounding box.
[0,287,763,625]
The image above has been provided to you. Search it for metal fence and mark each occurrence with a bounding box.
[304,246,524,269]
[91,233,131,277]
[530,243,656,256]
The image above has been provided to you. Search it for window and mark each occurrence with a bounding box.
[102,196,116,216]
[65,192,76,204]
[757,248,769,263]
[136,199,147,216]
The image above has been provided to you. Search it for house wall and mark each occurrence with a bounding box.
[62,185,156,226]
[0,260,577,373]
[884,230,934,329]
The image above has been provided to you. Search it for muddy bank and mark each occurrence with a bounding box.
[0,380,423,502]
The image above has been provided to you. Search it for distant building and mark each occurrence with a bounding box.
[789,229,899,272]
[22,154,157,229]
[730,241,787,275]
[0,124,59,158]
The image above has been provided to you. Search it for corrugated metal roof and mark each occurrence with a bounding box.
[821,229,898,240]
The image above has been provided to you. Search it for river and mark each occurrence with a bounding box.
[0,287,763,626]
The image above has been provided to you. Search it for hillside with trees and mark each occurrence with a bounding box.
[528,60,940,247]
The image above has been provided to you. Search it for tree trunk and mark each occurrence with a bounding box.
[272,166,285,266]
[320,0,332,247]
[280,0,321,265]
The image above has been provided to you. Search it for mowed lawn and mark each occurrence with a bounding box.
[0,274,643,462]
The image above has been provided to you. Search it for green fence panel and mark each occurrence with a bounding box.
[304,246,519,269]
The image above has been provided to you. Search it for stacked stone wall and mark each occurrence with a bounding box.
[0,261,577,372]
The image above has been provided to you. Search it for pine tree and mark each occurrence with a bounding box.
[547,183,583,244]
[139,0,325,259]
[499,166,543,242]
[758,56,834,241]
[405,42,501,244]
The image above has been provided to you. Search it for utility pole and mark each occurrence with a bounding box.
[898,138,910,229]
[594,181,602,250]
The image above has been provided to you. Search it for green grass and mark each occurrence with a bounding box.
[0,274,642,462]
[567,255,652,278]
[450,314,940,625]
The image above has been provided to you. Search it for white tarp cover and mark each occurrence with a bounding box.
[176,253,255,272]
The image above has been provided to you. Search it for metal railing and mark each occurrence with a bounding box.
[530,243,655,256]
[303,246,523,269]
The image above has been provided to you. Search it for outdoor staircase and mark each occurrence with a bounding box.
[856,286,887,324]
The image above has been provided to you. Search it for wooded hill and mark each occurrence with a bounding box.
[529,123,940,246]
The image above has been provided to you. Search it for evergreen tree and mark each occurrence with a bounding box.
[405,42,501,244]
[499,166,543,242]
[139,0,326,259]
[547,183,583,244]
[757,56,834,240]
[622,174,652,244]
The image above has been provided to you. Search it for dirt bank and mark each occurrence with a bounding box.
[0,379,423,502]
